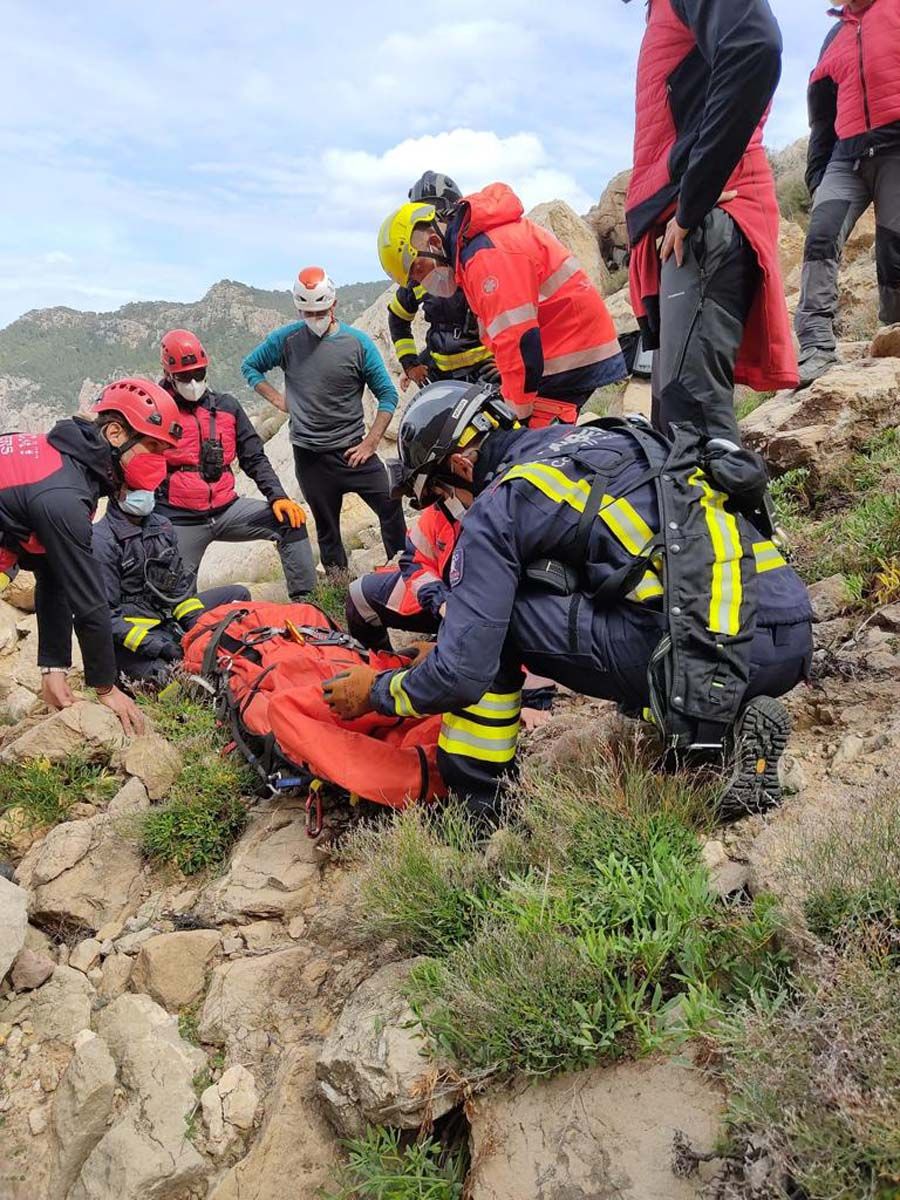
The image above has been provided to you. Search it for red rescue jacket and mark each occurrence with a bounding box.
[626,0,797,393]
[447,184,624,418]
[806,1,900,194]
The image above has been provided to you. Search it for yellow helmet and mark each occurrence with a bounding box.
[377,201,438,286]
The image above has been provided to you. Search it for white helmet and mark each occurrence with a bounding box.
[292,266,336,313]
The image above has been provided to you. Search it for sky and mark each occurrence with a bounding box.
[0,0,835,329]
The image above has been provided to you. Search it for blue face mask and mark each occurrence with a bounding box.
[120,490,156,517]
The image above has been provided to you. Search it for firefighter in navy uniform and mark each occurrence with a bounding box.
[93,497,250,688]
[388,172,496,390]
[0,378,187,734]
[325,381,813,823]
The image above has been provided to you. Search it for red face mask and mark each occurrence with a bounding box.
[122,452,168,490]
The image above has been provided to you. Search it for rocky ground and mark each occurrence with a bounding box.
[2,153,899,1199]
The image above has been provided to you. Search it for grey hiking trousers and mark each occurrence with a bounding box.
[795,153,900,355]
[170,496,317,599]
[652,207,761,445]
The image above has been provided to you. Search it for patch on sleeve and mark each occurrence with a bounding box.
[449,547,464,588]
[482,276,499,295]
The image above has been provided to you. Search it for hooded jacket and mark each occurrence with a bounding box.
[806,1,900,194]
[446,184,624,417]
[157,384,288,521]
[626,0,798,392]
[0,419,119,686]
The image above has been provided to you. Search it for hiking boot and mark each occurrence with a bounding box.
[719,696,791,821]
[796,348,838,389]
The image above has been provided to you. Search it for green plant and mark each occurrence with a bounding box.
[734,388,774,423]
[717,958,900,1200]
[179,1005,201,1046]
[323,1128,465,1200]
[0,754,118,843]
[142,778,248,875]
[311,574,352,625]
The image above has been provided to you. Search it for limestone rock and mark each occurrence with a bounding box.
[584,168,631,263]
[208,1048,338,1200]
[196,803,321,923]
[604,284,638,336]
[16,812,145,934]
[2,964,94,1043]
[778,219,807,280]
[74,994,207,1200]
[107,776,150,818]
[700,841,750,899]
[69,937,103,974]
[808,575,854,623]
[528,199,610,294]
[220,1064,259,1129]
[202,1082,230,1153]
[0,700,126,764]
[317,958,459,1137]
[97,952,134,1002]
[844,205,876,263]
[130,929,221,1011]
[741,358,900,474]
[874,603,900,632]
[11,946,55,991]
[4,570,36,612]
[870,323,900,359]
[469,1057,723,1200]
[1,685,42,724]
[119,734,183,800]
[199,947,311,1052]
[0,598,19,655]
[50,1030,117,1197]
[0,874,28,981]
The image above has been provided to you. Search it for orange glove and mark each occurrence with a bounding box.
[272,498,306,528]
[400,640,436,667]
[323,665,377,719]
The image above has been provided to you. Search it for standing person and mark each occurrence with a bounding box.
[242,267,407,574]
[93,495,249,688]
[158,330,314,599]
[623,0,798,442]
[378,183,627,427]
[795,0,900,387]
[0,378,187,733]
[388,171,496,389]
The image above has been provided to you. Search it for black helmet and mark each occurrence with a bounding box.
[394,380,517,506]
[408,171,463,216]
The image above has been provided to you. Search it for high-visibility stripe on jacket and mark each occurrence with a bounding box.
[387,284,491,376]
[625,0,797,393]
[806,1,900,194]
[446,184,624,418]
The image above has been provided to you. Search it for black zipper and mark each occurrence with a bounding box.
[856,22,873,134]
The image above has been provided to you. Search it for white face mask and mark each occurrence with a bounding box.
[174,378,207,403]
[419,265,457,299]
[304,314,333,338]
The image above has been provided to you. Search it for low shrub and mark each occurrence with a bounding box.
[311,574,352,626]
[324,1127,465,1200]
[0,754,118,844]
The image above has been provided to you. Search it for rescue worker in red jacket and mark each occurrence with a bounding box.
[0,379,186,734]
[795,0,900,386]
[345,497,460,651]
[158,330,314,598]
[624,0,798,442]
[325,381,812,824]
[378,184,627,427]
[388,172,496,390]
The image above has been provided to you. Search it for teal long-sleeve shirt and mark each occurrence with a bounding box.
[241,320,398,451]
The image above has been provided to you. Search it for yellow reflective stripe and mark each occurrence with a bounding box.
[753,540,787,574]
[465,690,522,721]
[0,572,9,591]
[628,572,665,602]
[438,716,520,763]
[173,597,204,621]
[502,462,590,512]
[598,496,653,556]
[123,616,160,652]
[393,338,418,359]
[389,670,421,718]
[413,285,426,300]
[690,469,743,636]
[431,345,492,370]
[389,294,417,321]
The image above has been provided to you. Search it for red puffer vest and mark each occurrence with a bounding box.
[160,392,239,514]
[812,2,900,140]
[626,0,797,393]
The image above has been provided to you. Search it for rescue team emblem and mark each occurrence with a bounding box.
[482,276,499,295]
[449,547,464,587]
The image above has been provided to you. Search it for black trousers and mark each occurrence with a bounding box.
[292,446,407,571]
[652,208,761,444]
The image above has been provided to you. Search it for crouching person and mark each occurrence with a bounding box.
[93,493,249,688]
[325,381,813,825]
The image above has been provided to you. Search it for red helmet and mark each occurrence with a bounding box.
[93,378,183,446]
[160,329,210,375]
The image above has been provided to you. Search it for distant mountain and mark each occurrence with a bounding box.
[0,279,387,430]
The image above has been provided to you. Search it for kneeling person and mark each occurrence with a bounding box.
[93,493,249,687]
[326,382,813,822]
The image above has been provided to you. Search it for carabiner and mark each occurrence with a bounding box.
[305,780,324,839]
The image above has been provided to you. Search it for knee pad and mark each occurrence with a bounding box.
[805,199,853,261]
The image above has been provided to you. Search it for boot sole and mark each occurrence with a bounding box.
[719,696,791,821]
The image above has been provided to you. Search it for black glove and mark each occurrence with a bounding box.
[154,640,182,663]
[478,360,502,385]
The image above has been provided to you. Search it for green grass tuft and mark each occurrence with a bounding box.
[310,574,352,626]
[0,754,118,846]
[323,1128,465,1200]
